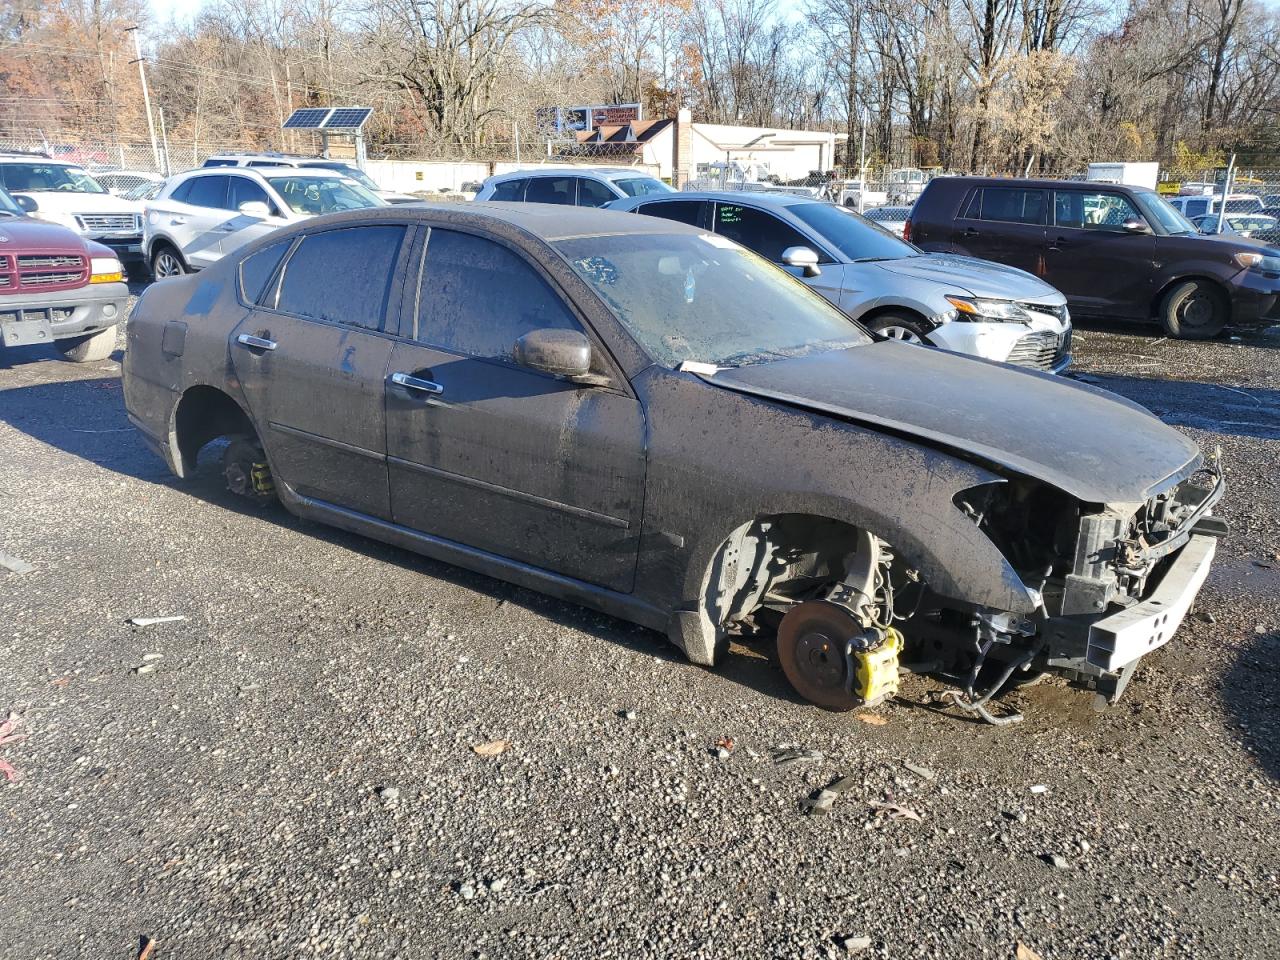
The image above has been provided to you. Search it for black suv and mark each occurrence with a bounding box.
[908,176,1280,338]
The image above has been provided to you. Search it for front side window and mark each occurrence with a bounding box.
[790,202,914,261]
[1054,191,1142,230]
[264,175,381,215]
[525,177,575,204]
[556,232,869,369]
[713,203,814,262]
[227,176,272,213]
[275,225,405,329]
[0,163,106,194]
[417,229,582,360]
[577,178,616,207]
[183,175,229,209]
[969,187,1045,225]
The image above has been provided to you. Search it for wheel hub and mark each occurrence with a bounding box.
[1183,296,1212,326]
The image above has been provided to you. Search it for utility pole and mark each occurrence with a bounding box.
[158,107,171,176]
[125,26,160,171]
[1215,153,1236,235]
[858,106,868,213]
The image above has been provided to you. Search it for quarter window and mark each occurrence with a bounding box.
[239,239,291,305]
[275,225,406,329]
[967,187,1045,225]
[417,229,582,361]
[713,203,813,261]
[1054,191,1142,230]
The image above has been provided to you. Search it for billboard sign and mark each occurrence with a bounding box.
[538,104,642,134]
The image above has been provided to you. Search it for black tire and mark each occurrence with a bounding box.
[151,244,187,281]
[1160,279,1227,339]
[865,312,932,345]
[222,436,276,503]
[54,327,116,363]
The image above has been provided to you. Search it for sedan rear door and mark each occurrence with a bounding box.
[950,185,1047,275]
[230,222,412,518]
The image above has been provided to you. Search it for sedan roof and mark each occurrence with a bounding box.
[625,190,819,209]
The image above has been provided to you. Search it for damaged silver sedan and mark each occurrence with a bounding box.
[122,204,1224,721]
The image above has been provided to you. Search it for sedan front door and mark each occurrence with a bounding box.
[231,222,412,518]
[384,227,646,592]
[711,201,844,303]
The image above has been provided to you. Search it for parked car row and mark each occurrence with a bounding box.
[121,202,1226,721]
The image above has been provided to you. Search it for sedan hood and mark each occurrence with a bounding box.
[875,254,1063,302]
[705,343,1200,504]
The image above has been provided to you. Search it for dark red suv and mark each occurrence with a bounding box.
[908,175,1280,338]
[0,185,127,361]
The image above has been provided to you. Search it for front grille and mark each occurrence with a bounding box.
[21,270,83,287]
[1006,331,1062,371]
[0,252,87,292]
[18,254,82,269]
[1018,301,1069,322]
[74,213,140,234]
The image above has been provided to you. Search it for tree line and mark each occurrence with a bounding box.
[2,0,1276,174]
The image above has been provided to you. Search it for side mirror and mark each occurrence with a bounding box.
[514,329,602,384]
[781,245,821,277]
[14,194,37,213]
[1121,218,1150,235]
[238,200,270,218]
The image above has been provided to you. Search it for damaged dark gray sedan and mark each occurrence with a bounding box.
[122,204,1225,721]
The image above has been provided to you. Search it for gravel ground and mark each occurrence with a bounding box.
[1,308,1277,960]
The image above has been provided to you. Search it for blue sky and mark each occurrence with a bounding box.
[148,0,203,27]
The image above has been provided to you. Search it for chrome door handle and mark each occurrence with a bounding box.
[390,372,444,395]
[236,333,277,351]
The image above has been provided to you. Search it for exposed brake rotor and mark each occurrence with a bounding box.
[776,601,865,712]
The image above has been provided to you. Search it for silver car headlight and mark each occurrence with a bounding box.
[943,295,1031,323]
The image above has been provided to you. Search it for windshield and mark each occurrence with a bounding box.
[0,162,106,194]
[556,232,871,368]
[1136,193,1196,235]
[308,162,381,192]
[614,177,674,197]
[265,175,382,215]
[0,186,22,216]
[790,202,916,261]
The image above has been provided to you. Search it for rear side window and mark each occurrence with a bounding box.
[1184,199,1210,218]
[967,187,1045,225]
[713,203,812,261]
[417,229,581,360]
[490,179,525,201]
[202,159,237,167]
[637,200,705,227]
[184,175,229,210]
[276,225,406,329]
[239,239,291,305]
[526,177,574,204]
[577,178,616,207]
[168,180,194,203]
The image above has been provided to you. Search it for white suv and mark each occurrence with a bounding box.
[144,167,385,278]
[0,153,145,268]
[474,167,674,205]
[201,153,418,203]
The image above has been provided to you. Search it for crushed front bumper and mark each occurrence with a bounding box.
[1086,533,1217,672]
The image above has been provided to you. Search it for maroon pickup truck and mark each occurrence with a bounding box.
[0,185,129,362]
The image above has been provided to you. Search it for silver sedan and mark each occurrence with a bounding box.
[608,191,1072,373]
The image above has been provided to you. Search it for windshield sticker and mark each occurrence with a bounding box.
[572,256,618,285]
[684,269,696,303]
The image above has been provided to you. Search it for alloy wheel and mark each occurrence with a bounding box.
[154,251,184,279]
